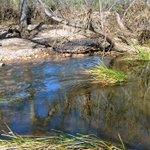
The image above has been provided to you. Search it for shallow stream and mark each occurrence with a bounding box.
[0,56,150,149]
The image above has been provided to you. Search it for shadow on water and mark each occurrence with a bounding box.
[0,56,150,149]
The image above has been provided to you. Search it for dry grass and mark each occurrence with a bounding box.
[123,1,150,32]
[0,0,20,22]
[0,128,126,150]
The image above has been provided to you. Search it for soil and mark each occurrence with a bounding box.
[0,38,52,63]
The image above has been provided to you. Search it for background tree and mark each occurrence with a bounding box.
[20,0,27,28]
[20,0,27,37]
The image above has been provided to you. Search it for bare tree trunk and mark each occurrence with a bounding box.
[20,0,27,37]
[20,0,27,26]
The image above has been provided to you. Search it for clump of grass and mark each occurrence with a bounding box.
[86,62,126,86]
[125,45,150,61]
[0,127,126,150]
[136,49,150,60]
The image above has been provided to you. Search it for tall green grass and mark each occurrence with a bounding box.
[124,45,150,61]
[86,62,127,86]
[137,50,150,60]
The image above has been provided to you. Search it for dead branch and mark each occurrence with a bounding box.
[115,12,127,31]
[0,27,21,39]
[36,0,115,51]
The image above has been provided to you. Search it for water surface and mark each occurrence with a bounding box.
[0,56,150,149]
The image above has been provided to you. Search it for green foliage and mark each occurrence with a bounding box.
[125,45,150,61]
[137,49,150,60]
[86,62,127,86]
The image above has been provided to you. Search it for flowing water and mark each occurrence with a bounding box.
[0,56,150,149]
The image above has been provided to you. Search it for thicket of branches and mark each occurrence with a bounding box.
[0,0,148,22]
[0,0,149,47]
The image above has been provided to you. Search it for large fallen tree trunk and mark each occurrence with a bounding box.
[36,0,115,52]
[0,0,132,54]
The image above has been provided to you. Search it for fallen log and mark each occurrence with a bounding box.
[36,0,115,52]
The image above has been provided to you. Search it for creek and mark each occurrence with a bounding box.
[0,56,150,149]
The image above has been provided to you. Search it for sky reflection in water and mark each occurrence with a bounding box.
[0,56,150,149]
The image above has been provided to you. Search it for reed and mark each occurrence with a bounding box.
[86,62,127,86]
[0,128,126,150]
[136,49,150,60]
[124,45,150,61]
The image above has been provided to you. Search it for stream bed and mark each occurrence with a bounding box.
[0,56,150,149]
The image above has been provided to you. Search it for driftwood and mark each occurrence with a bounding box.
[36,0,115,52]
[0,27,21,40]
[115,12,127,31]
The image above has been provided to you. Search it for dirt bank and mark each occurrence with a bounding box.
[0,37,53,63]
[0,24,101,64]
[0,24,145,64]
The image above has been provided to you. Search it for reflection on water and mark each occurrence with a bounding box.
[0,56,150,149]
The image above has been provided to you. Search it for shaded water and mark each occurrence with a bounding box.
[0,56,150,149]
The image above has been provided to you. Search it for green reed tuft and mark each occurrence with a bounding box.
[86,62,127,86]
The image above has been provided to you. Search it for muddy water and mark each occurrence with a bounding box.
[0,56,150,149]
